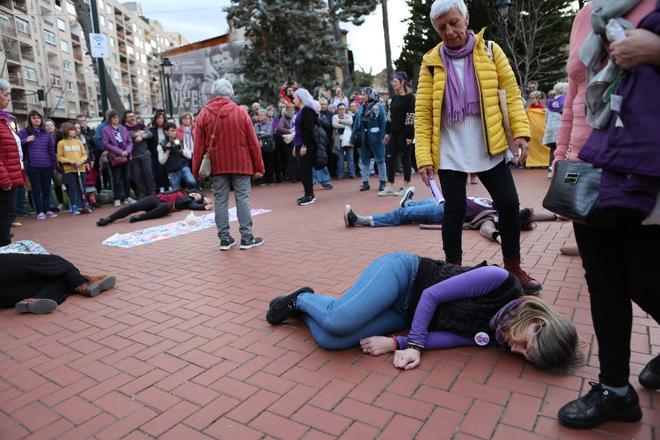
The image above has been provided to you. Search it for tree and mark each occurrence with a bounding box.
[395,0,492,87]
[226,0,339,104]
[72,0,126,115]
[381,0,394,96]
[326,0,379,90]
[494,0,574,92]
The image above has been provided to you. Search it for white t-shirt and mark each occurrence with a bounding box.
[439,57,504,173]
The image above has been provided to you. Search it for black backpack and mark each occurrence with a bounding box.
[313,124,328,170]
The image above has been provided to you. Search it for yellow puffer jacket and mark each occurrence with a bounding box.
[414,29,530,171]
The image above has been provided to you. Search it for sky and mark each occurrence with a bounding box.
[136,0,411,74]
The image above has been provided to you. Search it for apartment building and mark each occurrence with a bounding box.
[0,0,186,126]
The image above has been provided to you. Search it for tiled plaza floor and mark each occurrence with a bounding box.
[1,169,658,439]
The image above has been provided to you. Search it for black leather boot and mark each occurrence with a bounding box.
[639,354,660,390]
[558,382,642,429]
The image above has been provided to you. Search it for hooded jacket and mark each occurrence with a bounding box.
[0,114,24,187]
[414,28,530,171]
[193,97,264,177]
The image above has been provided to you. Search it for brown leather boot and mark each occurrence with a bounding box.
[503,257,542,295]
[560,242,580,257]
[75,276,116,297]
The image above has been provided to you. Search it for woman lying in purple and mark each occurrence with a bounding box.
[267,252,580,372]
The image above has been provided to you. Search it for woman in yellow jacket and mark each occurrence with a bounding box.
[415,0,540,294]
[57,121,88,215]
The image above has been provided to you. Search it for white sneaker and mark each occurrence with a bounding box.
[125,197,137,204]
[114,199,121,207]
[378,187,397,197]
[399,186,416,208]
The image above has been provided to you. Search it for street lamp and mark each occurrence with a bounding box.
[493,0,513,55]
[160,57,174,119]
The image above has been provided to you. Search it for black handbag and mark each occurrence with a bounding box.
[542,160,602,223]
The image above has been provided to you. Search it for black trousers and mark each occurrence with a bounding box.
[111,162,131,201]
[107,195,171,223]
[0,187,17,246]
[130,154,156,198]
[386,132,412,183]
[273,136,287,182]
[295,145,315,197]
[262,150,276,183]
[574,212,660,387]
[0,254,87,307]
[438,160,520,261]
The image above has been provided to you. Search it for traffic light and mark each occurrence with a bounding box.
[37,89,45,101]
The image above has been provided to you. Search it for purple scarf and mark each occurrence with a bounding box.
[440,31,480,125]
[0,108,16,123]
[489,297,526,346]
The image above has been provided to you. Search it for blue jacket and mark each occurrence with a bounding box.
[351,104,387,150]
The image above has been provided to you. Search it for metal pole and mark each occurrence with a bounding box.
[381,0,394,97]
[166,74,173,119]
[90,0,108,118]
[500,15,511,56]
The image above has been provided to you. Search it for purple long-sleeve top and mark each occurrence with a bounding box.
[396,266,509,350]
[17,128,56,168]
[102,124,133,156]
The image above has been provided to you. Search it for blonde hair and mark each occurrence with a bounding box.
[553,82,568,95]
[504,297,581,374]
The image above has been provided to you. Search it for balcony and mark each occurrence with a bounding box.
[73,49,83,63]
[0,22,17,38]
[19,42,34,62]
[0,0,12,10]
[71,33,80,45]
[8,72,23,87]
[13,0,27,13]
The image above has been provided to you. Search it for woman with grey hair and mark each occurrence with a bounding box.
[0,79,25,246]
[415,0,541,294]
[292,88,320,206]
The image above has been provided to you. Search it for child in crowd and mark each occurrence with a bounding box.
[96,189,212,226]
[254,109,275,184]
[56,121,88,215]
[158,122,196,191]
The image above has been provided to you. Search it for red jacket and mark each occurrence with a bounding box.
[193,97,264,178]
[0,114,24,187]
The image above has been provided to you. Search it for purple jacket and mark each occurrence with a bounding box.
[103,124,133,156]
[17,128,56,168]
[579,3,660,215]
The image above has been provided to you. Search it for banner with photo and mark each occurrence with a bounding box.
[169,42,244,115]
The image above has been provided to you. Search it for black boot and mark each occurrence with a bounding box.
[359,182,370,191]
[639,354,660,390]
[558,382,642,429]
[378,180,386,191]
[266,287,314,325]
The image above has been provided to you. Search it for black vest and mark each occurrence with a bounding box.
[408,258,523,343]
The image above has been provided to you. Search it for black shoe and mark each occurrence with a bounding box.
[558,382,642,429]
[129,215,142,223]
[322,184,333,190]
[639,354,660,390]
[220,237,236,251]
[240,237,264,250]
[96,217,112,226]
[15,298,58,314]
[359,182,370,191]
[298,195,316,206]
[399,186,416,208]
[378,180,386,191]
[266,287,314,325]
[344,204,357,227]
[296,196,305,204]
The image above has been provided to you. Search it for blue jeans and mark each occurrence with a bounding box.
[25,165,52,214]
[337,147,355,178]
[168,166,196,191]
[64,172,83,210]
[372,198,445,227]
[16,185,28,215]
[312,167,331,186]
[360,139,386,183]
[296,252,419,350]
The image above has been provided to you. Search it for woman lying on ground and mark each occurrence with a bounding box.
[266,252,580,372]
[344,186,563,242]
[97,189,212,226]
[0,240,116,314]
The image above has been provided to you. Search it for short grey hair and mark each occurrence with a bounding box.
[211,79,234,97]
[0,79,10,93]
[429,0,468,28]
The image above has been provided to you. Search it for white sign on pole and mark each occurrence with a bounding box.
[89,33,109,59]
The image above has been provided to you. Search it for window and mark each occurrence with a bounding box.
[52,95,65,109]
[24,67,38,82]
[65,80,74,92]
[63,60,72,71]
[100,16,105,26]
[15,18,29,34]
[109,37,114,48]
[66,1,76,15]
[27,93,39,104]
[60,40,69,53]
[44,30,56,45]
[57,18,66,31]
[113,69,119,80]
[49,74,62,87]
[0,15,10,28]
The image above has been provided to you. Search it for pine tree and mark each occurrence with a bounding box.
[226,0,339,103]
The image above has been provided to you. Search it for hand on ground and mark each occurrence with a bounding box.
[359,336,395,356]
[393,348,421,370]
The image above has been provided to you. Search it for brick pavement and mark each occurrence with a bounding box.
[1,169,658,439]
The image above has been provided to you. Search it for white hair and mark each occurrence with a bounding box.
[553,82,568,95]
[211,79,234,97]
[293,88,316,110]
[429,0,468,28]
[0,79,10,93]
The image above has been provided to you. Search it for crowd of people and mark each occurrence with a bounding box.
[0,0,659,433]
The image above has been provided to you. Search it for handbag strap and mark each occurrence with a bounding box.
[205,109,223,156]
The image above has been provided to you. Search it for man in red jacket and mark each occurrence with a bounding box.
[193,79,265,251]
[0,80,25,246]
